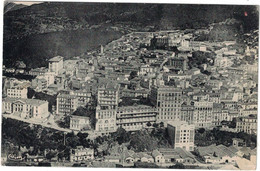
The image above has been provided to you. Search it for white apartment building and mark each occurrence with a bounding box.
[167,121,195,151]
[116,105,157,131]
[236,115,257,135]
[95,107,117,134]
[70,146,94,162]
[138,64,158,76]
[48,56,64,75]
[6,82,30,99]
[97,82,120,110]
[2,97,49,119]
[150,86,183,123]
[95,82,120,134]
[70,115,91,131]
[193,101,213,128]
[214,57,233,68]
[56,92,79,115]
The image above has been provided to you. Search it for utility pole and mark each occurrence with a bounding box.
[63,132,66,146]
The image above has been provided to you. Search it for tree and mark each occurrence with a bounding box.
[77,132,89,140]
[146,122,152,127]
[169,163,185,169]
[129,130,158,152]
[27,87,36,98]
[159,122,164,128]
[152,123,159,128]
[46,151,57,160]
[113,127,130,145]
[165,79,175,86]
[198,128,205,134]
[229,118,237,128]
[57,115,71,128]
[129,71,137,80]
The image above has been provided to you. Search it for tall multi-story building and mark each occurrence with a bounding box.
[236,114,257,135]
[180,102,194,124]
[167,121,195,151]
[95,82,120,134]
[2,97,49,119]
[193,101,213,128]
[212,103,223,126]
[31,78,48,91]
[150,86,183,123]
[116,105,157,131]
[95,107,117,134]
[48,56,64,75]
[71,90,92,107]
[97,82,120,110]
[56,91,79,115]
[150,35,169,49]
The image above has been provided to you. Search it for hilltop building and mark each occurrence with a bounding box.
[48,56,64,75]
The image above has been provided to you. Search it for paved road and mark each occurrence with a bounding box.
[3,114,71,132]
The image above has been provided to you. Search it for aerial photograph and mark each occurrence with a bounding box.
[1,1,259,169]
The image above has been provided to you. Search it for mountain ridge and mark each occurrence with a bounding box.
[3,3,259,68]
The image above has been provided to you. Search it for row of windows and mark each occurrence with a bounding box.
[158,116,179,120]
[158,93,181,97]
[159,108,180,111]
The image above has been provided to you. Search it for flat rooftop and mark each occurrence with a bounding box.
[49,56,64,62]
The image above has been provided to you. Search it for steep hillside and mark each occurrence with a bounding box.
[3,2,259,68]
[4,2,27,13]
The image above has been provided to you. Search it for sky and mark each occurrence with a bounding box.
[12,1,43,6]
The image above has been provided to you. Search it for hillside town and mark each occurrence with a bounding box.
[2,21,258,169]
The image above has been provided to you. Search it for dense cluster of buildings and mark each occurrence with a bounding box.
[3,29,258,133]
[2,27,258,168]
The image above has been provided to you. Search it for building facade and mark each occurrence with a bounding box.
[6,82,30,99]
[2,97,49,119]
[56,91,79,115]
[150,86,183,123]
[116,105,157,131]
[95,82,120,134]
[95,107,117,133]
[70,146,94,162]
[70,115,91,131]
[48,56,64,75]
[193,101,213,128]
[167,121,195,151]
[236,115,257,135]
[97,83,120,110]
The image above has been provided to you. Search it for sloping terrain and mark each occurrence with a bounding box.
[3,2,259,68]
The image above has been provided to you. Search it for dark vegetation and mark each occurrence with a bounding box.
[119,97,154,107]
[188,51,215,69]
[4,28,123,68]
[96,126,171,153]
[2,118,94,160]
[4,2,27,13]
[2,117,170,161]
[133,162,159,168]
[56,106,96,129]
[3,117,256,163]
[195,128,257,148]
[27,87,57,112]
[3,72,36,81]
[4,3,259,68]
[169,163,185,169]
